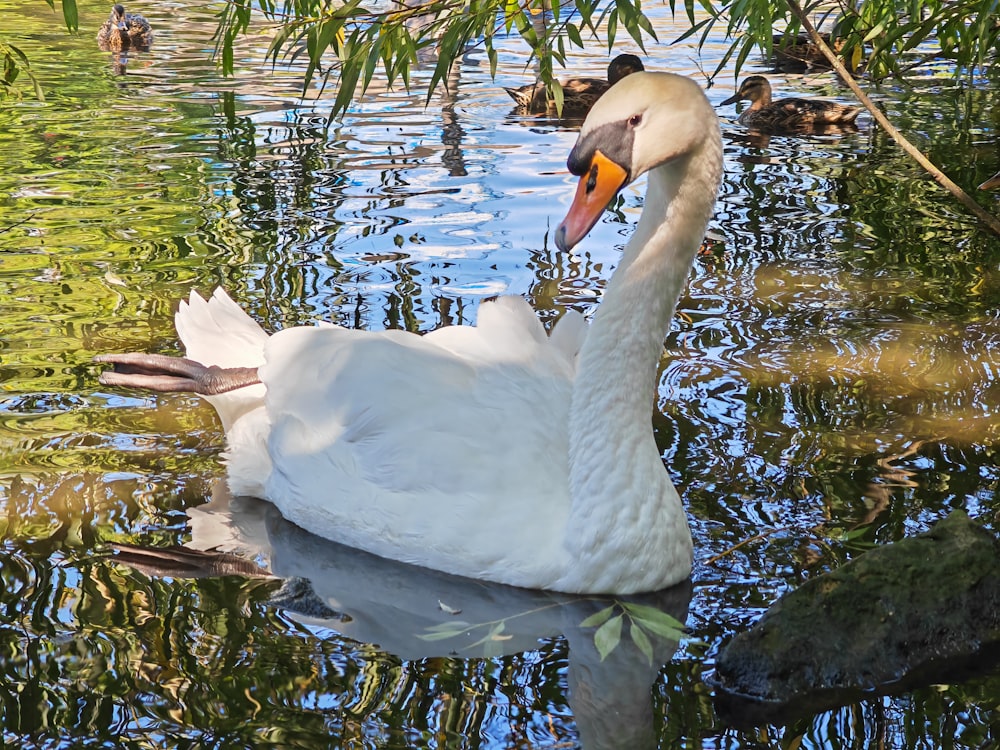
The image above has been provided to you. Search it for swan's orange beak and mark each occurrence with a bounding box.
[555,150,629,252]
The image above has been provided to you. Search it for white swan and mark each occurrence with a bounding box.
[96,72,723,594]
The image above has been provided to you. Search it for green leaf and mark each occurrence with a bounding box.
[550,78,564,116]
[362,32,383,91]
[3,52,16,84]
[487,43,497,78]
[6,43,29,65]
[594,613,623,661]
[333,51,363,117]
[579,604,616,629]
[630,622,654,664]
[62,0,79,32]
[423,620,473,632]
[222,30,234,76]
[862,22,885,43]
[621,601,686,639]
[606,7,618,48]
[566,22,583,48]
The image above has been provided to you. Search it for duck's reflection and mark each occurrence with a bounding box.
[116,483,692,749]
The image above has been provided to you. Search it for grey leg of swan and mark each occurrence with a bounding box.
[95,353,261,395]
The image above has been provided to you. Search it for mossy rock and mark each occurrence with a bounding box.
[713,510,1000,725]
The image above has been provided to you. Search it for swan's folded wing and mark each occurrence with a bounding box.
[549,309,587,361]
[254,305,575,577]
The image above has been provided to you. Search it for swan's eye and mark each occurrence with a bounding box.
[628,114,642,128]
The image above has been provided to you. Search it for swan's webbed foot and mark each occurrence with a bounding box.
[95,353,261,395]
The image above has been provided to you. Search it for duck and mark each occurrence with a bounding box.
[722,75,862,133]
[505,53,645,117]
[95,71,723,595]
[770,32,845,73]
[97,4,153,50]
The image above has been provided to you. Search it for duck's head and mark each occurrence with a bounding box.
[721,75,771,106]
[110,4,128,29]
[607,54,645,85]
[554,71,719,252]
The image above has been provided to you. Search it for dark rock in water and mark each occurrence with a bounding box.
[712,511,1000,726]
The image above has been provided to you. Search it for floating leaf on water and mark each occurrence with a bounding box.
[417,629,467,641]
[418,620,473,641]
[438,599,462,615]
[423,620,473,632]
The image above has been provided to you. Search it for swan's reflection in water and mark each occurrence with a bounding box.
[139,484,693,749]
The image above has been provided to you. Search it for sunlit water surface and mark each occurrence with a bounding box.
[3,0,1000,747]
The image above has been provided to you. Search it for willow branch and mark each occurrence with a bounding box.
[785,0,1000,237]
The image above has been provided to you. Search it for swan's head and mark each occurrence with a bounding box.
[554,72,720,252]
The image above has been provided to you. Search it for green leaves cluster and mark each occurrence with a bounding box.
[16,0,1000,111]
[210,0,1000,118]
[581,601,686,664]
[213,0,662,118]
[419,618,513,657]
[4,0,77,100]
[712,0,1000,82]
[0,41,43,100]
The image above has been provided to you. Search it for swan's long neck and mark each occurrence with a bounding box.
[563,136,721,590]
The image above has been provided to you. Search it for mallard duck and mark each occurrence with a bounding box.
[97,4,153,50]
[505,53,644,117]
[722,75,861,133]
[770,32,845,73]
[96,72,723,595]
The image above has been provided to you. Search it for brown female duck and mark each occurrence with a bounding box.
[770,32,845,73]
[97,4,153,50]
[505,53,644,117]
[722,75,861,133]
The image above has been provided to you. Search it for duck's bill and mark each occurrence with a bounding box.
[554,150,628,252]
[720,93,740,106]
[979,172,1000,191]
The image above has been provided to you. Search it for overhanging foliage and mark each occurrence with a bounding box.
[211,0,1000,118]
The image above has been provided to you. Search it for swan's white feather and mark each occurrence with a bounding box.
[179,291,580,585]
[176,288,268,431]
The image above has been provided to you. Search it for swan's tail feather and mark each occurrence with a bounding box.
[504,86,537,110]
[176,288,269,370]
[175,288,269,431]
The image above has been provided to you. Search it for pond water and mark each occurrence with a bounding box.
[3,0,1000,747]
